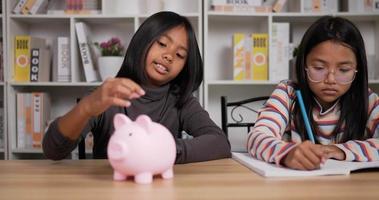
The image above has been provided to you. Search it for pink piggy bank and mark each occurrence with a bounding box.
[107,114,176,184]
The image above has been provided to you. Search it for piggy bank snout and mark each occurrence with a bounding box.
[108,140,128,160]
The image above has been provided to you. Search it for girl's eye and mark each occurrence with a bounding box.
[312,66,325,71]
[339,68,352,73]
[176,53,185,59]
[128,133,133,136]
[157,41,166,47]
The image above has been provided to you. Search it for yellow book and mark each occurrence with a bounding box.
[14,36,31,82]
[251,33,268,80]
[233,33,245,80]
[14,35,46,82]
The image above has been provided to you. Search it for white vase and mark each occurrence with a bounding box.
[98,56,124,81]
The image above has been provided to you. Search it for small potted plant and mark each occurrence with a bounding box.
[94,37,125,81]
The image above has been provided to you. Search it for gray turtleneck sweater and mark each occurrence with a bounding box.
[42,84,231,163]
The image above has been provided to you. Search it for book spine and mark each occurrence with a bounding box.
[270,23,290,82]
[17,93,26,148]
[30,48,40,82]
[57,37,71,82]
[25,93,33,148]
[233,33,245,80]
[75,22,99,82]
[13,0,29,14]
[272,0,287,12]
[28,0,45,14]
[251,33,268,80]
[14,36,31,82]
[31,92,42,148]
[21,0,37,15]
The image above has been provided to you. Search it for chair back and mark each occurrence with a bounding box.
[221,96,269,137]
[76,98,87,159]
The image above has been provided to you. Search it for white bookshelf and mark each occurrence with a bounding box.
[3,0,378,159]
[203,0,379,151]
[5,0,202,159]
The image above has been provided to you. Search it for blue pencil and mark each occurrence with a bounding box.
[295,90,316,143]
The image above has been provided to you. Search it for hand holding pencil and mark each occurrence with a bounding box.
[281,90,345,170]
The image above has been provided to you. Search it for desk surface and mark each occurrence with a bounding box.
[0,159,378,200]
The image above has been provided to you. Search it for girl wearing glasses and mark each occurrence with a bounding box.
[247,16,379,170]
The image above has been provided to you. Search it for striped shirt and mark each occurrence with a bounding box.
[247,81,379,165]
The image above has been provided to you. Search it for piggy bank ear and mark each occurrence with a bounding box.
[113,114,131,129]
[136,115,152,132]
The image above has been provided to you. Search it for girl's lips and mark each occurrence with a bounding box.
[322,89,338,95]
[154,62,168,74]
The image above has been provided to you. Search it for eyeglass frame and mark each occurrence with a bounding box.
[305,66,358,85]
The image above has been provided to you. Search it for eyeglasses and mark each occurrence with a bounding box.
[305,66,358,85]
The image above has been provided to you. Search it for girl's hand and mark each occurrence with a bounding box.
[321,145,346,160]
[282,141,325,170]
[78,78,145,117]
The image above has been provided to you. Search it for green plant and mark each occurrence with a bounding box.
[94,37,124,56]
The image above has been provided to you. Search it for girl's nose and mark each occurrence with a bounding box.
[163,53,173,63]
[324,70,337,84]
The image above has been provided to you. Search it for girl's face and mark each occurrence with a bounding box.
[306,40,357,109]
[145,25,188,87]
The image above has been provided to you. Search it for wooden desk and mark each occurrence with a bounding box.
[0,159,378,200]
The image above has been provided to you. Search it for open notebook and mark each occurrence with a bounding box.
[232,152,379,177]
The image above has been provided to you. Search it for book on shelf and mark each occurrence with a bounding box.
[303,0,338,13]
[233,33,246,80]
[270,22,290,82]
[272,0,287,12]
[17,92,51,149]
[65,0,100,14]
[14,35,47,82]
[53,37,71,82]
[29,0,49,14]
[251,33,268,80]
[30,48,52,82]
[210,0,272,13]
[21,0,37,15]
[75,22,100,82]
[232,152,379,177]
[13,0,29,14]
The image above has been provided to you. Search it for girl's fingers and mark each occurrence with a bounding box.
[110,84,135,100]
[294,150,319,170]
[291,159,307,170]
[119,78,145,96]
[109,97,131,108]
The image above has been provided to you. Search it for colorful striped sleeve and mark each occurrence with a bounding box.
[335,91,379,161]
[247,81,297,165]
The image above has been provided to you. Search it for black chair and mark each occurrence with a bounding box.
[78,138,86,159]
[221,96,269,137]
[76,98,87,159]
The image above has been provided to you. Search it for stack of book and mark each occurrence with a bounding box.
[233,33,268,81]
[14,35,51,82]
